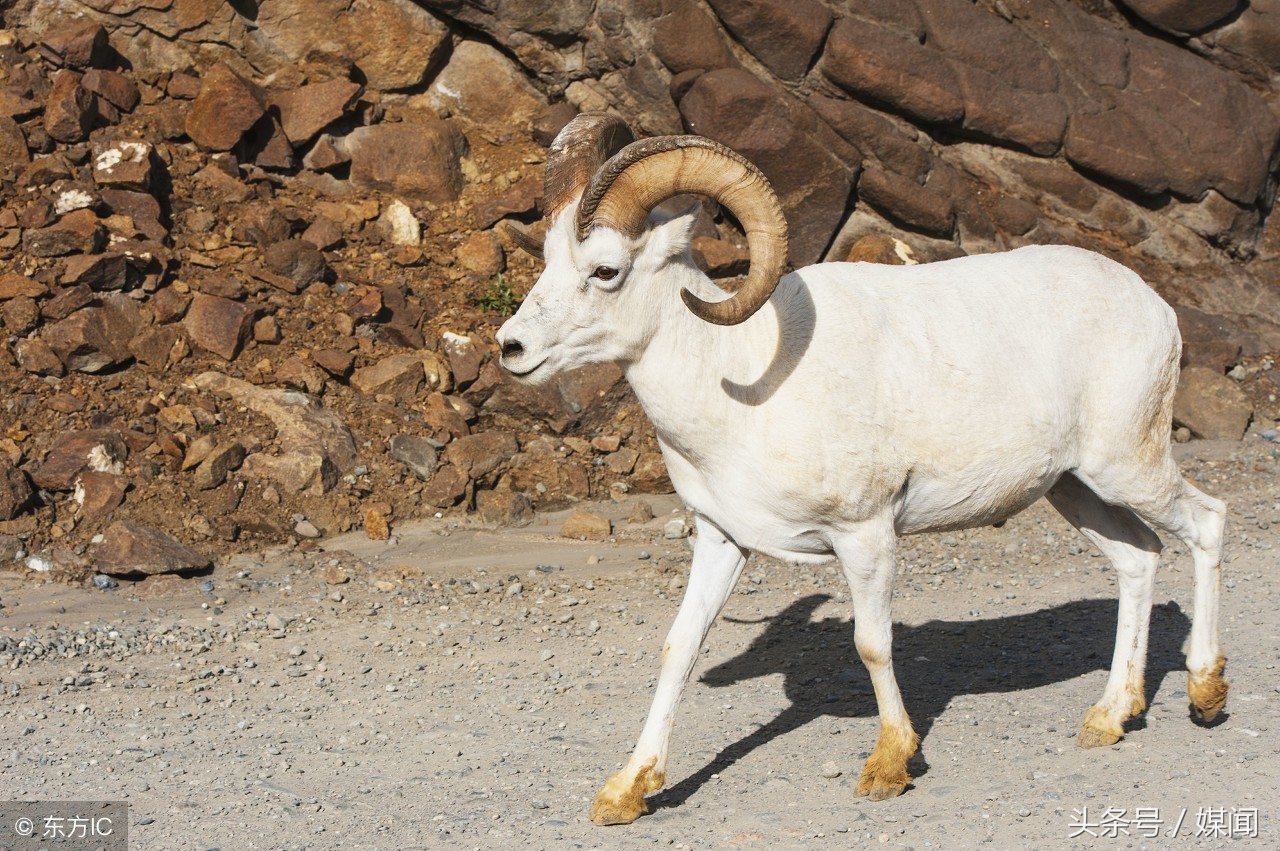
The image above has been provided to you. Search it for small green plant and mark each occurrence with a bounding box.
[474,273,521,316]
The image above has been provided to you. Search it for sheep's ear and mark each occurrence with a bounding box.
[646,200,701,262]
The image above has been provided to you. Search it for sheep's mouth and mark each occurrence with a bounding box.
[502,357,547,379]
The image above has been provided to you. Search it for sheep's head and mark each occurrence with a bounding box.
[496,113,788,385]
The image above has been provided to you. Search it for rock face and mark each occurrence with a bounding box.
[0,0,1275,572]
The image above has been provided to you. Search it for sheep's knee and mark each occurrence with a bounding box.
[589,758,665,826]
[855,722,918,801]
[1188,657,1228,722]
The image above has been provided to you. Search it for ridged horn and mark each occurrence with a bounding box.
[543,112,635,221]
[576,136,788,326]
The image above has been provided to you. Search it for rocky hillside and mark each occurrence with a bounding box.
[1,0,1278,579]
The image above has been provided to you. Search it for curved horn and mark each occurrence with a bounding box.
[576,136,788,326]
[503,221,544,260]
[543,112,635,221]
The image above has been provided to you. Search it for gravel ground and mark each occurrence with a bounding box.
[1,437,1278,850]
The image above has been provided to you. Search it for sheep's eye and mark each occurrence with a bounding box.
[592,266,618,282]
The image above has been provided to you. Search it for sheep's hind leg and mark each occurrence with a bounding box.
[1076,460,1229,724]
[1046,473,1161,747]
[834,519,918,800]
[589,517,747,825]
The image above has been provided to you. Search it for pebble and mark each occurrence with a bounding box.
[663,518,691,539]
[638,551,651,560]
[93,574,118,589]
[536,564,561,572]
[294,519,321,538]
[821,761,842,778]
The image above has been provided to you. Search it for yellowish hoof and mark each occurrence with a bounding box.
[854,724,917,801]
[589,759,664,826]
[855,767,909,801]
[1079,705,1123,748]
[1188,658,1228,722]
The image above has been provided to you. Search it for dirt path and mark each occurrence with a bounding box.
[1,439,1277,850]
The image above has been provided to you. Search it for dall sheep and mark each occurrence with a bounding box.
[496,113,1228,825]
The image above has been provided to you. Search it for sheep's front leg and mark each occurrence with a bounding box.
[590,516,747,825]
[834,519,919,801]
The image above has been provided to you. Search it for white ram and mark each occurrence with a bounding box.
[496,113,1228,825]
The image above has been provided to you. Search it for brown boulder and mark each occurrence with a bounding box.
[185,63,267,152]
[821,17,963,126]
[39,20,108,69]
[33,429,128,492]
[270,79,363,146]
[0,456,34,521]
[92,140,155,191]
[429,41,546,129]
[184,293,258,361]
[444,431,519,484]
[0,116,29,168]
[193,442,246,490]
[423,463,468,508]
[351,354,425,399]
[263,239,328,287]
[1118,0,1243,35]
[75,470,127,525]
[346,120,469,203]
[1173,367,1253,440]
[653,0,738,75]
[82,69,141,112]
[0,274,46,300]
[560,509,611,541]
[94,520,212,577]
[22,209,107,257]
[44,69,98,144]
[43,294,145,373]
[706,0,832,81]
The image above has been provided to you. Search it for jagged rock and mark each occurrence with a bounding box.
[43,294,145,373]
[302,135,350,172]
[0,115,29,167]
[0,273,46,300]
[311,348,354,378]
[347,119,468,203]
[23,209,106,257]
[94,520,212,577]
[254,0,451,92]
[429,40,547,129]
[560,509,611,541]
[193,442,246,490]
[631,452,674,493]
[423,463,468,508]
[44,69,97,144]
[82,69,140,112]
[444,430,518,485]
[473,175,541,229]
[193,372,357,495]
[184,293,258,361]
[421,392,470,443]
[271,79,363,146]
[62,253,130,291]
[99,189,168,241]
[15,338,65,376]
[185,63,267,152]
[477,486,533,526]
[244,113,295,169]
[0,456,34,521]
[441,332,485,388]
[39,20,108,69]
[92,140,155,191]
[263,239,327,287]
[1173,367,1254,440]
[275,357,327,394]
[351,353,426,399]
[74,470,127,525]
[456,231,504,278]
[33,429,128,492]
[692,236,749,277]
[128,325,183,370]
[42,284,95,321]
[300,216,343,251]
[388,434,438,481]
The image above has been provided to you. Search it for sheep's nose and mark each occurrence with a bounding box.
[501,339,524,359]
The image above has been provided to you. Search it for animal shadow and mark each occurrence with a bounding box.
[652,595,1191,812]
